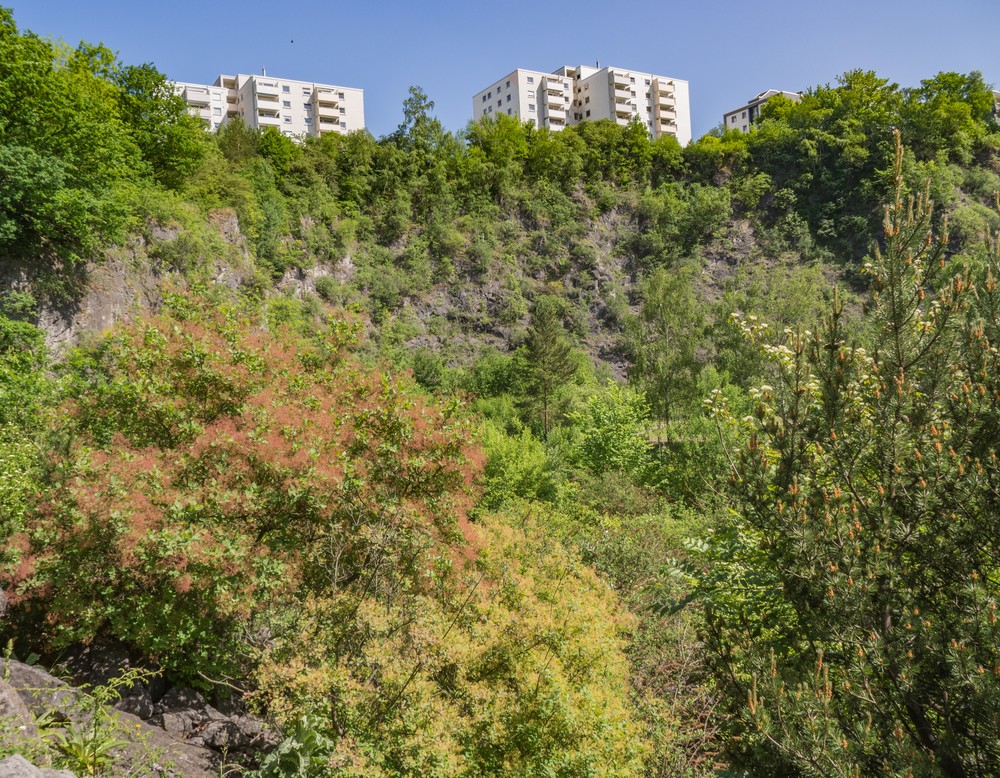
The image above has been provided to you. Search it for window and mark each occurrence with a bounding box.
[645,79,650,85]
[282,85,290,93]
[482,95,487,103]
[507,108,512,115]
[340,120,346,127]
[213,107,222,115]
[507,94,511,102]
[283,116,292,123]
[497,100,502,107]
[282,100,291,108]
[527,90,534,99]
[630,77,635,83]
[304,102,312,110]
[506,80,510,88]
[586,110,591,117]
[527,76,534,84]
[303,87,310,95]
[488,91,492,98]
[585,96,590,104]
[337,92,344,100]
[731,116,737,123]
[305,117,313,125]
[339,107,345,114]
[741,111,746,118]
[528,104,535,112]
[631,91,636,97]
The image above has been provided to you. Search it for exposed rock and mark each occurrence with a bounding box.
[113,684,154,720]
[147,686,271,753]
[35,252,161,356]
[0,678,36,740]
[150,224,181,243]
[113,711,216,778]
[0,660,219,776]
[0,661,78,723]
[55,641,162,719]
[0,754,75,778]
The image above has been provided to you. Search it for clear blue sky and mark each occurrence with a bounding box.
[10,0,1000,140]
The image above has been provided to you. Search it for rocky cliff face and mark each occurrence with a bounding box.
[0,652,273,777]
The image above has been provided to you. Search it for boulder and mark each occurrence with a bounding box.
[0,678,36,740]
[113,684,154,720]
[0,661,78,723]
[0,754,76,778]
[148,685,275,754]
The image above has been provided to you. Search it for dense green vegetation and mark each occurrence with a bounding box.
[3,6,1000,775]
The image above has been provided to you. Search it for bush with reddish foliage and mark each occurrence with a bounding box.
[9,298,481,682]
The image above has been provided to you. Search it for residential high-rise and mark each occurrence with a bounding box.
[473,69,573,132]
[723,89,800,133]
[174,71,364,138]
[473,64,691,145]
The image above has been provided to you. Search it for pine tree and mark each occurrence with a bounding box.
[701,133,1000,775]
[524,297,577,439]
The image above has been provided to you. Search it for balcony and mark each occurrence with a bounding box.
[546,106,567,120]
[184,89,211,105]
[613,87,632,101]
[656,108,677,121]
[317,104,340,119]
[313,88,340,107]
[611,72,629,88]
[257,113,281,126]
[255,80,280,96]
[614,103,633,117]
[615,115,631,126]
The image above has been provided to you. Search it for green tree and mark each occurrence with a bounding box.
[701,136,1000,775]
[524,296,578,439]
[631,264,705,421]
[901,71,996,163]
[114,62,206,188]
[572,384,652,479]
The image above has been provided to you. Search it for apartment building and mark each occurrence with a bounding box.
[473,63,691,145]
[472,69,573,132]
[174,71,364,138]
[723,89,800,133]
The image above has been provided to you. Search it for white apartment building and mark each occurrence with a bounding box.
[174,71,364,138]
[473,63,691,145]
[473,69,573,132]
[723,89,800,133]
